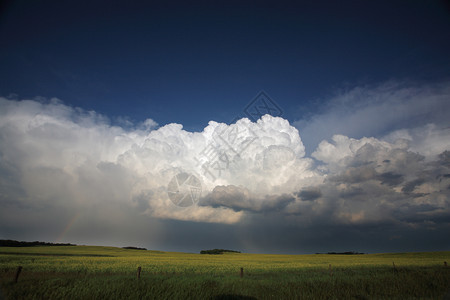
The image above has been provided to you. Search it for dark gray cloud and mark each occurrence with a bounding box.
[376,172,403,186]
[296,188,322,201]
[402,178,426,194]
[199,185,295,213]
[439,151,450,166]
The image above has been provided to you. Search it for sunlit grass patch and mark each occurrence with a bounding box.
[1,246,449,299]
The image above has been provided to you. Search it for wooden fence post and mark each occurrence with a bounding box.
[14,266,22,283]
[240,267,243,278]
[392,262,398,273]
[329,264,333,277]
[445,261,447,267]
[137,266,141,279]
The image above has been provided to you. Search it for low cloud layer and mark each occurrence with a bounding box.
[1,81,449,252]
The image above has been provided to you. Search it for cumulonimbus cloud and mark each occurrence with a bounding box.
[0,81,449,234]
[0,97,316,224]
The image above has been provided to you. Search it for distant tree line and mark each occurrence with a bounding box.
[0,239,76,247]
[316,251,366,255]
[200,249,241,255]
[122,246,147,250]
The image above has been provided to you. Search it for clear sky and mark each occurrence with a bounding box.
[0,0,450,254]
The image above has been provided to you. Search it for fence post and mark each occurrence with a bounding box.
[137,266,141,279]
[329,264,333,277]
[445,261,447,267]
[392,262,398,273]
[240,267,243,278]
[14,266,22,283]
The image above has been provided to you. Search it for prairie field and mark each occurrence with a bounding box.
[0,246,449,299]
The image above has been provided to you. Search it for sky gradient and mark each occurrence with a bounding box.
[1,0,450,253]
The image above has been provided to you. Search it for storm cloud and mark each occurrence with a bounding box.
[1,81,449,253]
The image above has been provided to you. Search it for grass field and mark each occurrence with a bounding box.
[1,246,449,299]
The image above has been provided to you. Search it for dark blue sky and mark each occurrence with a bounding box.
[1,0,450,131]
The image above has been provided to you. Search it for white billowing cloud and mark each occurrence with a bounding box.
[0,97,317,225]
[286,127,450,227]
[311,134,411,173]
[272,80,450,230]
[1,80,449,241]
[384,124,450,160]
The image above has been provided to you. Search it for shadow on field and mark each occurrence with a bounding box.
[213,295,257,300]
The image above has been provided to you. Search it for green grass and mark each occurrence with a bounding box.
[1,246,449,299]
